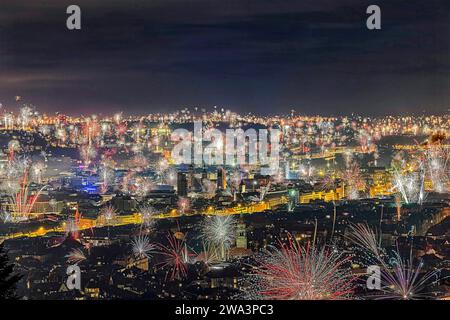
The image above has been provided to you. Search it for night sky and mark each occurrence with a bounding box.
[0,0,449,116]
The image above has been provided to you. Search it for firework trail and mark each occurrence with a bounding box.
[244,236,356,300]
[298,162,315,183]
[201,178,217,196]
[120,171,136,193]
[347,223,441,300]
[139,205,158,230]
[131,234,157,259]
[177,197,190,214]
[195,241,221,267]
[66,248,87,264]
[99,165,114,193]
[228,170,242,192]
[346,223,383,260]
[19,106,33,129]
[157,159,169,181]
[136,177,154,197]
[424,142,449,193]
[340,160,365,200]
[31,161,45,183]
[0,158,47,221]
[0,210,13,223]
[392,166,426,205]
[200,215,236,260]
[48,199,58,213]
[79,144,97,167]
[163,168,178,187]
[378,251,440,300]
[320,174,337,191]
[8,140,20,161]
[99,205,117,225]
[157,232,189,280]
[64,218,79,234]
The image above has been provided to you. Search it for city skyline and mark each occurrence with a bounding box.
[0,0,449,304]
[0,0,449,116]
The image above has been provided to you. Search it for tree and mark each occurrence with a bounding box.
[0,243,22,299]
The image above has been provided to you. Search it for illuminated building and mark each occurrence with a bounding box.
[235,217,247,249]
[217,167,227,190]
[299,187,344,204]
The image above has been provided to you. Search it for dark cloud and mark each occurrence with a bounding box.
[0,0,449,115]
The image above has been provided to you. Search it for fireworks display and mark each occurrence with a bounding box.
[392,168,426,205]
[131,234,156,259]
[200,215,236,260]
[0,101,448,301]
[347,223,442,300]
[139,205,158,230]
[99,205,117,225]
[66,248,87,264]
[346,223,383,259]
[195,241,221,267]
[0,0,449,304]
[378,251,440,300]
[157,232,190,281]
[177,197,190,215]
[424,141,449,193]
[0,158,46,222]
[244,237,356,300]
[340,159,365,200]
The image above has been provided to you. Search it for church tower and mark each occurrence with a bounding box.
[235,216,247,249]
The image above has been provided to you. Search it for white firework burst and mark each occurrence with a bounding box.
[66,248,87,264]
[200,215,236,260]
[195,241,221,266]
[393,167,426,205]
[134,177,153,197]
[139,205,158,230]
[64,218,79,234]
[0,210,13,223]
[201,178,217,196]
[131,234,156,259]
[346,223,383,260]
[424,144,449,193]
[100,205,117,224]
[100,165,114,188]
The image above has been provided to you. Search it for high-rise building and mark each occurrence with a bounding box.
[188,164,194,190]
[217,167,227,190]
[177,172,188,197]
[239,180,246,194]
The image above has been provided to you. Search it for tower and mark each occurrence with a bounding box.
[235,217,247,249]
[239,180,246,194]
[188,164,194,191]
[217,167,227,190]
[177,172,188,197]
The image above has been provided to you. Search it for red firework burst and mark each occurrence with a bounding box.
[157,232,189,281]
[248,236,356,300]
